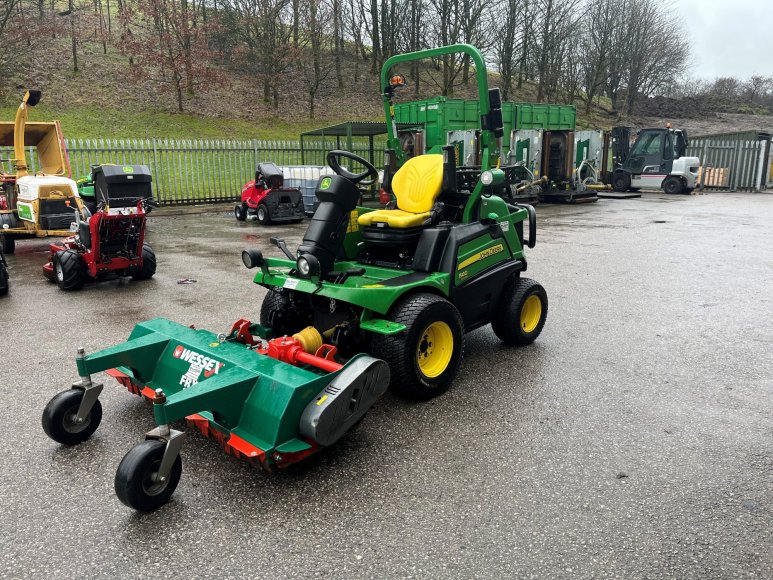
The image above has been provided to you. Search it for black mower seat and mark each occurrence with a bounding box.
[358,154,443,229]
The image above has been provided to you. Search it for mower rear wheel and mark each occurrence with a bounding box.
[115,440,182,512]
[372,293,464,400]
[662,176,684,194]
[54,249,86,291]
[234,203,247,221]
[132,243,156,280]
[1,235,15,255]
[492,277,548,346]
[257,203,272,225]
[42,389,103,445]
[260,289,312,337]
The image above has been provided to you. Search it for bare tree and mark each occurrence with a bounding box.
[296,0,333,117]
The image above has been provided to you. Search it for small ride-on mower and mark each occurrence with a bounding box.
[42,164,156,291]
[235,162,305,225]
[41,45,548,512]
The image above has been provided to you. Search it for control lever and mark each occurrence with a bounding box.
[270,237,295,260]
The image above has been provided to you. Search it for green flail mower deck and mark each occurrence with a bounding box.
[42,317,389,511]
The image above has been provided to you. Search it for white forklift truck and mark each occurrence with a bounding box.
[611,124,700,194]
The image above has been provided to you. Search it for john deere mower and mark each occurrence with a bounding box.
[0,90,84,255]
[41,44,548,511]
[42,164,156,290]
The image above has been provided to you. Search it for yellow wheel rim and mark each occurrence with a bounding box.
[520,294,542,333]
[417,321,454,378]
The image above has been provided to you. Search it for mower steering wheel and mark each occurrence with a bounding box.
[327,150,379,186]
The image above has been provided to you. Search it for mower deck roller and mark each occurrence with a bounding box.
[42,318,389,511]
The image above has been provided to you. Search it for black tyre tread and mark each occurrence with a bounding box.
[612,171,630,193]
[663,176,684,194]
[1,234,15,254]
[0,265,8,296]
[42,389,103,445]
[259,289,311,337]
[372,293,464,400]
[55,249,86,291]
[234,203,247,221]
[115,440,182,511]
[132,243,156,280]
[492,277,548,346]
[257,204,271,225]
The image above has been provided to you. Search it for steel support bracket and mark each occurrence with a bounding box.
[145,427,186,483]
[72,379,104,423]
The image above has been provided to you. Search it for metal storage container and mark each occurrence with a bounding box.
[393,97,576,154]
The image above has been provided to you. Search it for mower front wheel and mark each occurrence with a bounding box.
[132,243,157,280]
[115,440,182,511]
[492,277,548,346]
[260,289,313,337]
[42,389,103,445]
[54,250,86,291]
[234,203,247,221]
[373,293,464,400]
[256,203,272,225]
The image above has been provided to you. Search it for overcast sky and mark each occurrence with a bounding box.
[675,0,773,79]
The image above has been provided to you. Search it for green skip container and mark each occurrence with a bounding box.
[393,97,576,152]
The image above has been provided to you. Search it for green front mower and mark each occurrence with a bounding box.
[41,44,547,511]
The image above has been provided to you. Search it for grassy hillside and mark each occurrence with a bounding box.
[3,36,621,141]
[0,103,339,141]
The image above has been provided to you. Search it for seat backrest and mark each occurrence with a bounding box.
[391,154,444,214]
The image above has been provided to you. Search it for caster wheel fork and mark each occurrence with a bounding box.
[115,389,186,511]
[42,347,104,445]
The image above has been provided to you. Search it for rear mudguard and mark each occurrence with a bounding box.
[78,318,386,469]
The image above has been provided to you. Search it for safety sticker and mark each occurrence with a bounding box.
[283,278,300,290]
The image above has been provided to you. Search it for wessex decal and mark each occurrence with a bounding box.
[172,345,225,388]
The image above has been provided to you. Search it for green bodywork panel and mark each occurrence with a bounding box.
[254,257,450,316]
[76,174,95,199]
[75,318,367,456]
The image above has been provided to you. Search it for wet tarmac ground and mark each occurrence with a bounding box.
[0,192,771,578]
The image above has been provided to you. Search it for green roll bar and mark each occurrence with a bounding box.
[380,43,502,224]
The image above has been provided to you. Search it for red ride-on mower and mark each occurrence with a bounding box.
[43,165,157,291]
[235,162,304,225]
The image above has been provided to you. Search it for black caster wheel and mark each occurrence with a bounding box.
[42,389,103,445]
[115,440,182,511]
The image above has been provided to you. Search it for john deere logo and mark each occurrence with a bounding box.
[320,177,332,190]
[122,166,133,173]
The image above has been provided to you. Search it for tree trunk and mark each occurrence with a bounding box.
[292,0,299,45]
[370,0,379,73]
[70,0,78,73]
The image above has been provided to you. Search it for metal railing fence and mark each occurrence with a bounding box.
[1,139,386,206]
